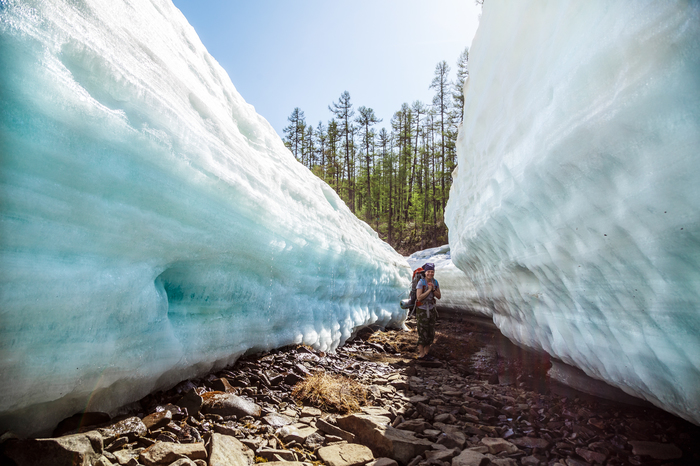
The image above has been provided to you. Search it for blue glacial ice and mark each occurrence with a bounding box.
[0,0,409,435]
[445,1,700,424]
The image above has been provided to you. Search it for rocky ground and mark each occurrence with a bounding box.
[2,312,699,466]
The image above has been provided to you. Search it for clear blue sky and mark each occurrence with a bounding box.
[171,1,482,138]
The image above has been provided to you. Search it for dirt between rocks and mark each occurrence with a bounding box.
[2,312,699,466]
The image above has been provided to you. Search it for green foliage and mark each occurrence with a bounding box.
[282,51,467,255]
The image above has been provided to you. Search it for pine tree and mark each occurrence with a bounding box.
[378,128,393,244]
[283,107,306,161]
[355,106,381,221]
[453,47,469,122]
[430,60,451,213]
[315,122,327,179]
[329,92,355,212]
[327,119,340,192]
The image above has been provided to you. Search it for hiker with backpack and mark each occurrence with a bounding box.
[415,262,440,360]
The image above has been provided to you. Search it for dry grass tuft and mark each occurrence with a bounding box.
[292,372,369,414]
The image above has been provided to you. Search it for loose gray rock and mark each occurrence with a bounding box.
[2,430,103,466]
[138,441,207,466]
[510,437,549,450]
[317,418,356,443]
[367,458,399,466]
[143,411,172,430]
[208,432,254,466]
[452,449,489,466]
[304,432,326,450]
[278,424,318,443]
[257,449,298,461]
[336,413,432,465]
[98,417,147,444]
[480,437,519,455]
[169,459,198,466]
[263,412,295,428]
[317,443,374,466]
[629,441,682,460]
[202,393,261,418]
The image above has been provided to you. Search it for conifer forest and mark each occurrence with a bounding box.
[283,49,469,255]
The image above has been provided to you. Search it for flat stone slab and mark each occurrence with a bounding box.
[452,449,489,466]
[317,443,374,466]
[139,441,207,466]
[481,438,519,455]
[263,412,295,428]
[509,437,550,449]
[629,441,682,460]
[202,392,261,418]
[2,431,103,466]
[209,433,254,466]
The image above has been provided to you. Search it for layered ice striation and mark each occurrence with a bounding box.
[406,245,488,317]
[445,1,700,424]
[0,0,409,435]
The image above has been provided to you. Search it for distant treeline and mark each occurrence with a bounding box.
[283,48,468,254]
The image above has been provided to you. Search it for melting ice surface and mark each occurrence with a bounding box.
[445,1,700,424]
[0,0,409,435]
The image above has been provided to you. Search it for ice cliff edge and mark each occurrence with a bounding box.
[0,0,409,436]
[445,1,700,424]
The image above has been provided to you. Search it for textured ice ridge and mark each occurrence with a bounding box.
[445,1,700,424]
[0,0,409,435]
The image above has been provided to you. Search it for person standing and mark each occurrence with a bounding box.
[415,263,440,360]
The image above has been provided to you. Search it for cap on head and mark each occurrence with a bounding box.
[423,263,435,271]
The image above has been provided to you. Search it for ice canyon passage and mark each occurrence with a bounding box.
[1,0,699,436]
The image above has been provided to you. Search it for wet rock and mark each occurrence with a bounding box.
[208,433,254,466]
[139,441,207,466]
[628,440,682,460]
[317,443,374,466]
[2,431,103,466]
[201,392,262,418]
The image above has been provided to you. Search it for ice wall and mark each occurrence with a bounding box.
[0,0,409,436]
[445,1,700,424]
